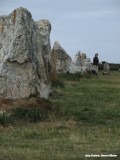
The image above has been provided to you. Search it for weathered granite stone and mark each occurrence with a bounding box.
[69,51,92,73]
[82,58,92,72]
[51,41,72,73]
[69,62,82,73]
[72,51,88,66]
[103,62,110,75]
[36,19,51,77]
[0,7,51,99]
[72,51,82,66]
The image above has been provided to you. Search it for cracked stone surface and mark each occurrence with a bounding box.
[0,7,51,99]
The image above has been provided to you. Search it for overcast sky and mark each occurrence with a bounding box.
[0,0,120,63]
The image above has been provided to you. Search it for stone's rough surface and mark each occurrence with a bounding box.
[51,41,72,73]
[0,7,51,99]
[69,51,92,73]
[36,20,51,47]
[72,51,82,66]
[36,20,51,77]
[72,51,87,66]
[103,62,110,75]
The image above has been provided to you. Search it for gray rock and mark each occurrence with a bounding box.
[36,19,52,78]
[103,62,110,75]
[51,41,72,73]
[0,7,51,99]
[72,51,87,66]
[69,51,92,73]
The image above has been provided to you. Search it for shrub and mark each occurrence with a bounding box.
[51,78,65,88]
[0,111,11,126]
[0,113,6,125]
[50,71,65,88]
[59,72,82,81]
[10,107,48,122]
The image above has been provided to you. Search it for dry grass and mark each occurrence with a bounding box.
[0,97,51,111]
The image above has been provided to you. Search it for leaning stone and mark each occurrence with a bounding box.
[51,41,72,73]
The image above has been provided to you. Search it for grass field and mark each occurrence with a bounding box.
[0,71,120,160]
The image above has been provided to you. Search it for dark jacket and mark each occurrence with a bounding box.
[93,56,99,65]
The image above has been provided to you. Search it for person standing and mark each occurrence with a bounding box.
[93,53,99,74]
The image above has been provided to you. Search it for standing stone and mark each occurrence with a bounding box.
[103,62,110,75]
[36,20,51,74]
[51,41,72,73]
[0,7,51,100]
[69,51,92,73]
[72,51,82,66]
[82,58,92,72]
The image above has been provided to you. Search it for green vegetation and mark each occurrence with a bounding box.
[0,71,120,160]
